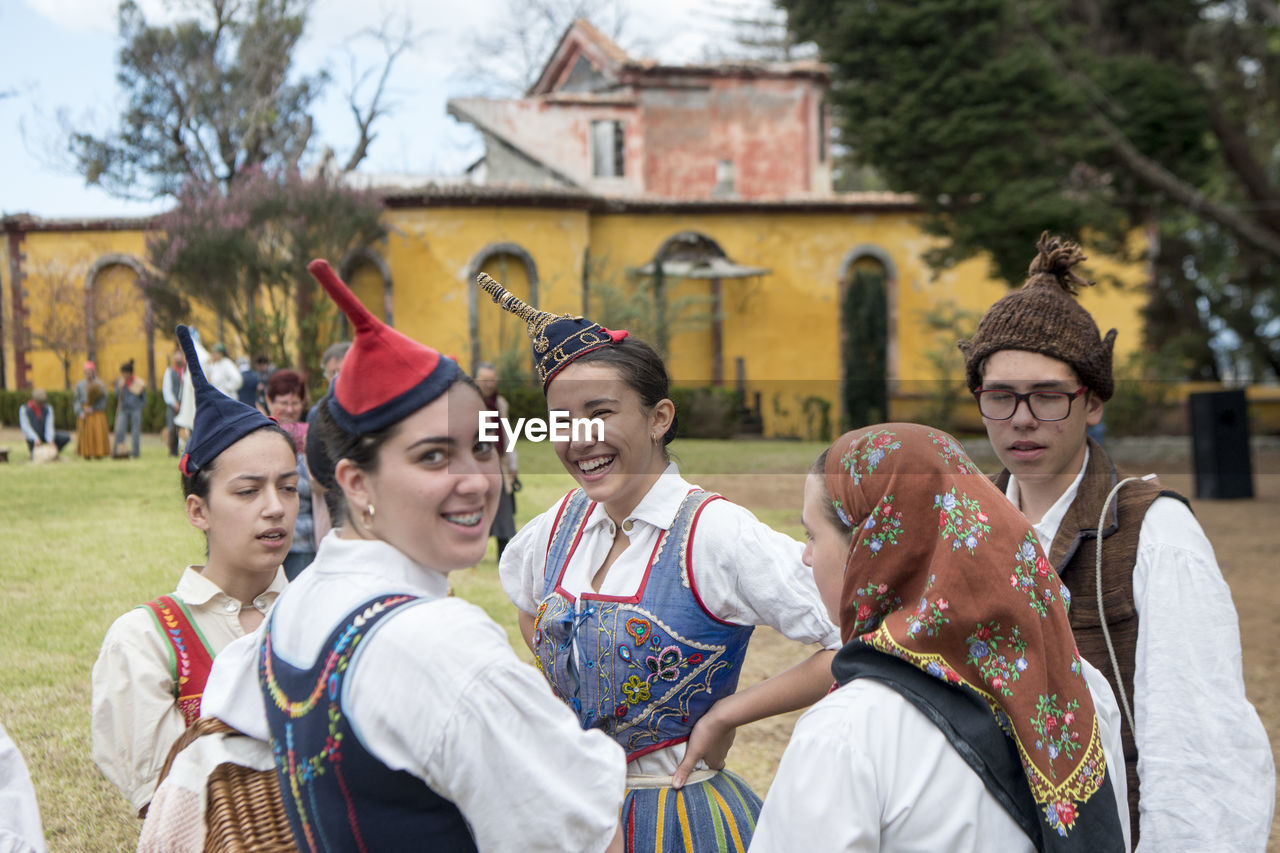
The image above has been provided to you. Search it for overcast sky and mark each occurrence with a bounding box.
[3,0,747,219]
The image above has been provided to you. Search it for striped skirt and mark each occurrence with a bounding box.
[621,769,762,853]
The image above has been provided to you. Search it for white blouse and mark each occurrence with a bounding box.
[203,533,626,853]
[500,463,841,776]
[751,659,1131,852]
[90,566,287,812]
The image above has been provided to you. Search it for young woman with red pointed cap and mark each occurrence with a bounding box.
[751,424,1130,852]
[91,325,298,816]
[199,261,626,852]
[478,274,841,853]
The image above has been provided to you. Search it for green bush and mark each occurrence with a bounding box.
[669,387,739,439]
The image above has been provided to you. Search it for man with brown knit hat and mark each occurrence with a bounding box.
[960,233,1273,851]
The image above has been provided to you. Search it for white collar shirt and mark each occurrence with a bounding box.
[751,657,1130,852]
[91,566,286,812]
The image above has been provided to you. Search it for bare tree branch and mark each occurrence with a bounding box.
[341,14,421,173]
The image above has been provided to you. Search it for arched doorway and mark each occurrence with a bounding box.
[85,254,151,387]
[339,247,394,327]
[468,243,539,379]
[837,245,896,429]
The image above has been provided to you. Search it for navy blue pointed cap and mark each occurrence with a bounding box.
[176,324,277,477]
[477,272,627,389]
[309,259,460,436]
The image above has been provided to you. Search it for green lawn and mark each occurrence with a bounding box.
[0,429,824,852]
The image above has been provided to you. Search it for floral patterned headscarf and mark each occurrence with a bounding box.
[826,423,1121,846]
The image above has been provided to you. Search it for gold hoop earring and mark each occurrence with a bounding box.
[363,503,376,531]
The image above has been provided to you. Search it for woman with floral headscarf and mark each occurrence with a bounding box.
[751,424,1130,853]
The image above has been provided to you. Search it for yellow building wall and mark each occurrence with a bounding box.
[5,208,1148,438]
[377,206,591,372]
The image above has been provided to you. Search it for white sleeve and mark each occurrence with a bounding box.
[161,370,179,408]
[0,723,45,853]
[1131,498,1275,852]
[751,719,880,852]
[689,500,841,648]
[16,408,36,444]
[498,498,565,615]
[349,600,625,853]
[90,611,188,813]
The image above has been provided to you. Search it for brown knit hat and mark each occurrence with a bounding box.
[958,232,1117,400]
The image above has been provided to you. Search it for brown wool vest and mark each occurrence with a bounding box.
[993,439,1188,850]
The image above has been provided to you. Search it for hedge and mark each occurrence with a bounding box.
[0,389,168,433]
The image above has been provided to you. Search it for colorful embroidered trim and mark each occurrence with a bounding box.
[140,594,215,727]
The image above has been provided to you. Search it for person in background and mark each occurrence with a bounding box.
[475,361,518,558]
[252,354,273,414]
[18,389,70,460]
[91,325,297,817]
[959,233,1274,850]
[74,361,110,459]
[113,359,146,458]
[236,356,258,407]
[206,342,243,399]
[307,341,351,545]
[265,369,314,580]
[162,350,185,457]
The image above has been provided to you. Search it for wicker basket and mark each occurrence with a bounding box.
[154,717,298,852]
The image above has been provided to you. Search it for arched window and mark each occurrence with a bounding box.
[837,245,897,428]
[339,248,394,334]
[467,243,539,378]
[85,254,151,386]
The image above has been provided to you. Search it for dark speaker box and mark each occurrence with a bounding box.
[1188,390,1254,500]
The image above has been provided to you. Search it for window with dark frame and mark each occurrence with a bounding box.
[591,120,625,178]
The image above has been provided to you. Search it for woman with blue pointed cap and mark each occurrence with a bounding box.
[199,260,626,852]
[91,325,298,816]
[478,274,841,853]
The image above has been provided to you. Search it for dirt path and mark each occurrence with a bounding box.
[708,439,1280,848]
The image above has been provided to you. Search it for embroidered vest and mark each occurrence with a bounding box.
[994,439,1188,848]
[26,403,49,440]
[139,595,216,726]
[533,489,754,761]
[260,594,477,853]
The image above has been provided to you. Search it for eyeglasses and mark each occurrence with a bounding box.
[975,387,1088,422]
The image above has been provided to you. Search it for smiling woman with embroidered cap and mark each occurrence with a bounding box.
[198,260,627,852]
[91,325,298,817]
[751,423,1130,852]
[479,273,841,853]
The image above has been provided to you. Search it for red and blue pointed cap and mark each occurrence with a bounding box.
[175,324,276,477]
[308,259,459,435]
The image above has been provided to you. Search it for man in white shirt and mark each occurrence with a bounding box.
[959,233,1274,850]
